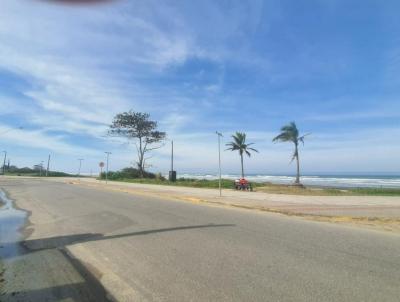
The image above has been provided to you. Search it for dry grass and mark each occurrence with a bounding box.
[254,184,347,196]
[254,183,400,196]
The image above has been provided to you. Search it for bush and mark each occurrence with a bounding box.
[155,173,166,181]
[100,167,160,180]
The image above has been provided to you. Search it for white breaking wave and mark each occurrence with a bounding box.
[174,174,400,188]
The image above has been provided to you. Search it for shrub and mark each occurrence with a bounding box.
[100,167,159,180]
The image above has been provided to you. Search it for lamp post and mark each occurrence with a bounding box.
[2,151,7,175]
[46,154,51,177]
[77,159,84,179]
[105,152,111,184]
[39,161,44,177]
[216,131,223,197]
[171,140,174,172]
[168,140,176,181]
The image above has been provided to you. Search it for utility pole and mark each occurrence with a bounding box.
[171,140,174,172]
[46,154,51,177]
[216,131,223,197]
[105,152,111,184]
[2,151,7,175]
[40,161,44,177]
[169,140,176,181]
[78,159,84,179]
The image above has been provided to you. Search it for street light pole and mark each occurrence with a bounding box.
[46,154,51,177]
[2,151,7,175]
[216,131,223,197]
[171,140,174,172]
[77,159,84,179]
[105,152,111,184]
[168,139,176,182]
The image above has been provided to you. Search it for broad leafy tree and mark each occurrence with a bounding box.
[226,132,258,178]
[273,121,309,185]
[109,111,166,177]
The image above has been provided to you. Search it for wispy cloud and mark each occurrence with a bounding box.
[0,125,97,156]
[0,0,399,173]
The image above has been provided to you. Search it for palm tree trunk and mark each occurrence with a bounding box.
[240,154,244,178]
[295,144,300,184]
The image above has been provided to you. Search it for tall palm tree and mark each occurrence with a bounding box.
[273,122,309,185]
[226,132,258,178]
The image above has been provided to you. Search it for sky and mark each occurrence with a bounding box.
[0,0,399,175]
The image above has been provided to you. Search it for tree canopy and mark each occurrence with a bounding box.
[273,121,309,184]
[226,132,258,178]
[109,111,166,177]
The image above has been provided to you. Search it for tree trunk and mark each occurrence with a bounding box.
[138,158,144,178]
[240,154,244,178]
[138,138,144,178]
[295,143,300,184]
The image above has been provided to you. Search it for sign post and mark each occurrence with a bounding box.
[99,162,105,179]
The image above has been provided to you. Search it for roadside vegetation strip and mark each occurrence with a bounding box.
[2,166,76,177]
[255,185,400,196]
[98,177,400,196]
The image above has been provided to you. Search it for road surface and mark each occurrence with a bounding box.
[1,178,400,301]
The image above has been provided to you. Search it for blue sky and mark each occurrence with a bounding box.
[0,0,399,175]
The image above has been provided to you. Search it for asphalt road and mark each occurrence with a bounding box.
[1,178,400,302]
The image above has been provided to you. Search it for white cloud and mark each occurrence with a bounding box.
[0,0,399,175]
[0,125,97,156]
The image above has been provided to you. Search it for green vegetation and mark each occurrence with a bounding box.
[100,167,245,188]
[105,177,244,189]
[2,166,75,177]
[349,187,400,196]
[255,183,400,196]
[226,132,258,178]
[273,121,309,185]
[109,111,166,177]
[100,170,400,196]
[100,167,162,180]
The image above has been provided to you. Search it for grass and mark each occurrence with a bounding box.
[110,178,240,189]
[0,260,4,288]
[4,171,78,177]
[255,184,345,196]
[255,183,400,196]
[348,187,400,196]
[103,177,400,196]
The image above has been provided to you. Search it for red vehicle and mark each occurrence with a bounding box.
[234,178,253,191]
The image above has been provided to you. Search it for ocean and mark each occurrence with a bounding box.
[175,173,400,188]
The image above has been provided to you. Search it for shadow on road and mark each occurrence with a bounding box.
[1,278,109,302]
[23,223,236,251]
[0,223,235,301]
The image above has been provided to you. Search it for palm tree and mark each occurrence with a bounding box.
[273,122,309,185]
[226,132,258,178]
